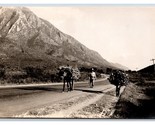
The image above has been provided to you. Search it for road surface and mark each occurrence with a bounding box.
[0,78,124,118]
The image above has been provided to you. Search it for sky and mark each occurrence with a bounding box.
[27,6,155,70]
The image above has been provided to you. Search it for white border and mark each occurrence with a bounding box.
[0,0,155,5]
[1,0,155,125]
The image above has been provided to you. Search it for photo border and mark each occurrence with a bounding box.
[0,0,155,125]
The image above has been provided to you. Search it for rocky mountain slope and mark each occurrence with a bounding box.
[0,7,127,70]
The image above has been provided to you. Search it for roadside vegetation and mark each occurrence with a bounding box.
[0,64,106,85]
[112,72,155,119]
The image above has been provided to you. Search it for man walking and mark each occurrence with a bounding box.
[89,68,96,88]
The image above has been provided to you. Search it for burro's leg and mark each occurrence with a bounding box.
[66,78,70,92]
[62,78,66,92]
[69,78,72,91]
[116,85,119,97]
[116,84,121,97]
[71,78,74,91]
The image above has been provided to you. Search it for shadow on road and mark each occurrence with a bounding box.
[18,87,62,92]
[74,88,103,94]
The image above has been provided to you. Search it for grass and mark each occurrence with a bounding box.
[112,79,155,119]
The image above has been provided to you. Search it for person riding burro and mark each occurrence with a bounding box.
[89,68,97,88]
[62,64,73,92]
[108,70,129,97]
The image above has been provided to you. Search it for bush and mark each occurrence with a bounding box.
[0,64,5,79]
[24,66,60,83]
[24,67,43,78]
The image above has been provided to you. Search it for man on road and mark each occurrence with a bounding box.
[89,68,96,88]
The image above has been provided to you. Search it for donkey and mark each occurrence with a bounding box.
[59,67,73,92]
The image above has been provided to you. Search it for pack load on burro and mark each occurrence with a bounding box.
[58,65,81,92]
[108,70,129,96]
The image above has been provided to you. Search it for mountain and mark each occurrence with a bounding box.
[0,7,122,70]
[111,63,130,71]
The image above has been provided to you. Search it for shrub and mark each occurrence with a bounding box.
[24,67,43,78]
[0,64,5,79]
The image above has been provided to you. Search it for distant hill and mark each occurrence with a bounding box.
[110,63,129,71]
[0,7,127,70]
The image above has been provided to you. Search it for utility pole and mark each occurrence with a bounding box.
[151,59,155,65]
[150,59,155,73]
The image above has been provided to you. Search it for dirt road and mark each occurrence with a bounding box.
[0,78,125,118]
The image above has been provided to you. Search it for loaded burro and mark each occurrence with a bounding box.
[58,64,81,92]
[108,70,129,96]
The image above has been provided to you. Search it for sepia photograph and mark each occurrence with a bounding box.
[0,4,155,119]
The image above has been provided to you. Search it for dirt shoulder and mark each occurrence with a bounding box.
[112,81,155,119]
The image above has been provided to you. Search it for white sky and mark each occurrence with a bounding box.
[27,6,155,70]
